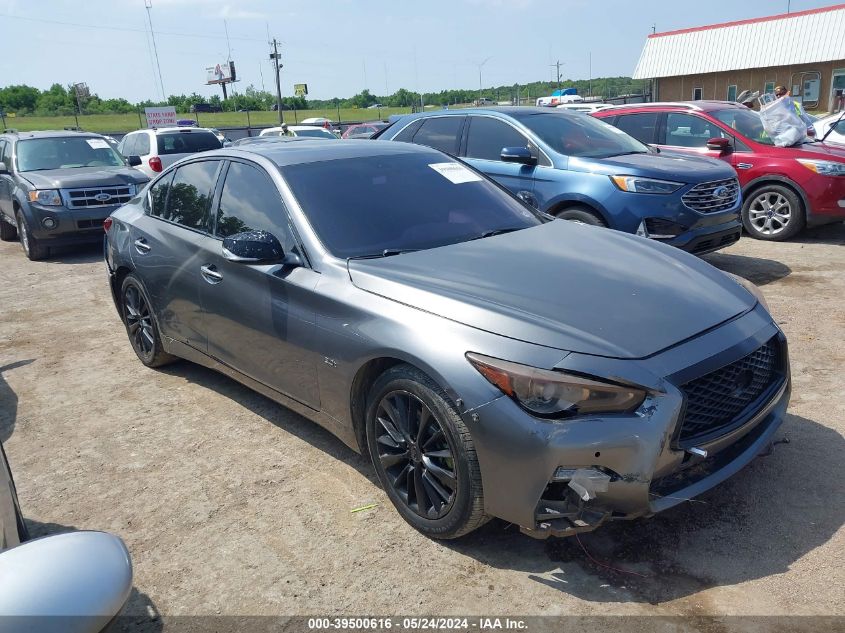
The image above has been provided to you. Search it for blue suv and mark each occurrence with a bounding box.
[376,108,742,255]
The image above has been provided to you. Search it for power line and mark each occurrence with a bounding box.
[144,0,166,101]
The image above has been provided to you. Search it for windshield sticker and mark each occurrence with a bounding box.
[86,139,110,149]
[428,162,482,184]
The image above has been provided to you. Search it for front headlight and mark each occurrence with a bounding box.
[27,190,62,206]
[609,175,684,194]
[796,158,845,176]
[725,272,769,311]
[466,352,646,418]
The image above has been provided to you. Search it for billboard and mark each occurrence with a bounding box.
[294,83,308,97]
[206,61,236,85]
[144,106,177,127]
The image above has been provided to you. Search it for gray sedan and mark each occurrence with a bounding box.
[105,140,790,539]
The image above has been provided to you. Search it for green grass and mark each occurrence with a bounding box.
[3,107,418,133]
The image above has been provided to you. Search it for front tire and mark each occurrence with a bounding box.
[742,184,805,241]
[16,211,49,260]
[554,206,607,227]
[120,274,176,368]
[366,365,489,539]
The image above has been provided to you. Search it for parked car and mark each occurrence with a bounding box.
[0,439,133,632]
[341,122,387,139]
[0,130,149,260]
[189,103,222,113]
[231,136,308,147]
[474,98,495,106]
[301,117,333,128]
[105,139,789,540]
[367,103,385,109]
[556,103,613,114]
[375,107,742,255]
[814,111,845,146]
[116,127,222,178]
[594,102,845,240]
[259,125,338,140]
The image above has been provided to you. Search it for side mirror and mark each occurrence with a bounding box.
[706,137,732,154]
[127,155,142,167]
[222,230,286,264]
[500,146,537,165]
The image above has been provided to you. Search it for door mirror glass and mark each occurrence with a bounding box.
[127,155,142,167]
[222,230,285,264]
[706,137,732,153]
[500,146,537,165]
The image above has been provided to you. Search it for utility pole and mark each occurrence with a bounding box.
[478,56,492,102]
[144,0,166,101]
[270,39,283,125]
[551,60,563,95]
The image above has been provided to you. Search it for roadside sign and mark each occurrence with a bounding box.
[144,106,178,127]
[294,83,308,97]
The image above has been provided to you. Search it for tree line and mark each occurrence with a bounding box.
[0,76,646,116]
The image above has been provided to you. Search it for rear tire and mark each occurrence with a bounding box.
[366,364,489,539]
[741,184,805,241]
[554,206,608,227]
[0,216,17,241]
[120,274,176,368]
[16,211,49,260]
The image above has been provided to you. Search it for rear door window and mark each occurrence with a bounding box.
[161,160,220,231]
[392,119,423,142]
[411,117,465,154]
[465,116,530,161]
[147,171,175,217]
[613,112,659,144]
[136,133,151,156]
[155,131,221,155]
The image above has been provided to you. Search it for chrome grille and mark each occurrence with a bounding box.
[63,185,134,209]
[678,337,782,445]
[682,178,740,213]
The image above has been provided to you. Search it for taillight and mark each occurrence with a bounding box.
[149,156,163,172]
[103,217,113,232]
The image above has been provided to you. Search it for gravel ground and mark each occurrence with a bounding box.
[0,224,843,627]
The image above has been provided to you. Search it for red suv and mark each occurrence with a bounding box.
[594,101,845,241]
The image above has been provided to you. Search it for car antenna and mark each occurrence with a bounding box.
[820,109,845,144]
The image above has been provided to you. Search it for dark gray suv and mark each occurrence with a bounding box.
[0,130,149,260]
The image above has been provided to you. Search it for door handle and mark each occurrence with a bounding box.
[200,264,223,284]
[133,238,151,254]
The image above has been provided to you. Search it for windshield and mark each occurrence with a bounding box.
[294,128,336,139]
[281,152,543,258]
[711,109,774,146]
[16,137,126,172]
[519,112,650,158]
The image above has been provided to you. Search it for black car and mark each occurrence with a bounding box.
[0,131,149,260]
[189,103,223,113]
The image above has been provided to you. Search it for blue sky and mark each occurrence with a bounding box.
[0,0,838,101]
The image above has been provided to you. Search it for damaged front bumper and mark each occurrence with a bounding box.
[462,304,790,539]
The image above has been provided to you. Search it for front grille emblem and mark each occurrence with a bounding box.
[94,193,112,202]
[713,186,730,199]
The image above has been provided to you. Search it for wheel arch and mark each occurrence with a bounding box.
[742,176,809,216]
[349,355,459,454]
[545,196,611,226]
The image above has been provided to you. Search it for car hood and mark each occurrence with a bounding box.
[786,140,845,160]
[20,166,149,189]
[569,151,734,183]
[348,221,754,359]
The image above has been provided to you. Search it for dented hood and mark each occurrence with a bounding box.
[347,221,754,359]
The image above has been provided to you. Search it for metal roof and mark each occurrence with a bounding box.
[633,3,845,79]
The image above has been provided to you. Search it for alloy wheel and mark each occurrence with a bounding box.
[748,191,792,236]
[123,285,155,358]
[374,391,458,519]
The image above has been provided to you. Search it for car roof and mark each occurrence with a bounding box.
[222,138,440,167]
[1,130,106,140]
[599,101,746,114]
[144,127,218,134]
[396,106,580,122]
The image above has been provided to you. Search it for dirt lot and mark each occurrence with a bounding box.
[0,224,843,627]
